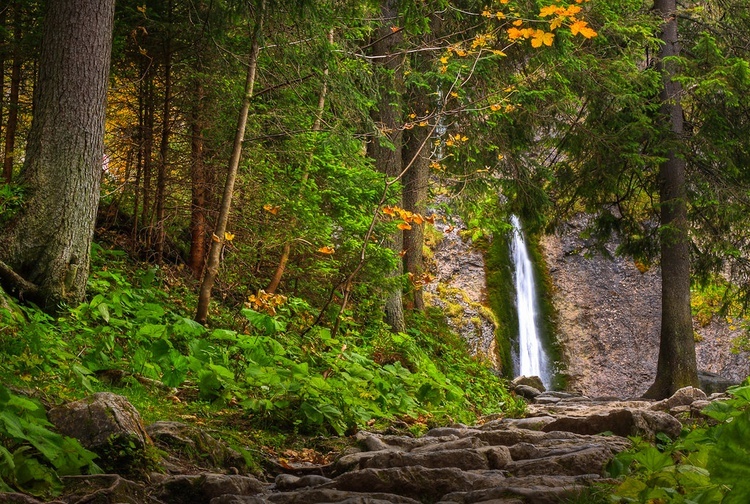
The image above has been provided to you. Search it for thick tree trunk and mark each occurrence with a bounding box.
[0,6,5,171]
[196,1,265,324]
[189,80,208,279]
[3,3,21,183]
[402,100,429,311]
[643,0,699,399]
[370,0,406,333]
[0,0,115,307]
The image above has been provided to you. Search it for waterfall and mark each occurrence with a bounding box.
[510,215,551,388]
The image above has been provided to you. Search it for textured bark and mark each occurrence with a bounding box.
[0,6,5,174]
[370,0,406,333]
[141,74,155,247]
[189,80,208,279]
[0,0,115,307]
[2,3,21,183]
[154,0,173,263]
[196,1,264,324]
[643,0,698,399]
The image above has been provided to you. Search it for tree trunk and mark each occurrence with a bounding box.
[370,0,406,333]
[3,3,21,183]
[189,79,208,279]
[0,0,115,308]
[402,128,428,311]
[643,0,699,399]
[155,0,172,263]
[141,73,155,249]
[0,5,5,169]
[196,1,265,324]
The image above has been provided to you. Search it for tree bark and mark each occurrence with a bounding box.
[402,121,429,311]
[0,0,115,308]
[155,0,172,263]
[0,5,5,170]
[189,79,208,279]
[3,3,21,183]
[196,1,265,324]
[643,0,699,399]
[370,0,406,333]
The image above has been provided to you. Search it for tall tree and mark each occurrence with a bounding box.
[2,2,22,183]
[0,0,116,307]
[196,0,265,324]
[644,0,698,398]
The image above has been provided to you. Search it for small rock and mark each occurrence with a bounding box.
[651,387,707,412]
[699,371,738,394]
[274,473,332,490]
[534,395,561,405]
[512,376,546,392]
[514,384,542,399]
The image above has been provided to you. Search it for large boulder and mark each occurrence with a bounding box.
[47,392,152,473]
[48,393,149,450]
[154,473,266,504]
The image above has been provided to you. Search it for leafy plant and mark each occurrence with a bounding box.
[0,385,99,497]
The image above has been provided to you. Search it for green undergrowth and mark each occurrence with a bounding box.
[0,241,524,495]
[609,381,750,503]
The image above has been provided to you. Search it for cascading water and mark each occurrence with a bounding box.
[510,215,551,388]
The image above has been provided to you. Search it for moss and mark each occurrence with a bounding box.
[484,232,517,379]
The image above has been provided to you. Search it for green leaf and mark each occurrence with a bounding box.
[633,446,673,472]
[707,411,750,503]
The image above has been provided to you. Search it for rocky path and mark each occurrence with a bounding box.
[7,386,720,504]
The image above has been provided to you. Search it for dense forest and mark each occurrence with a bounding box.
[1,0,750,502]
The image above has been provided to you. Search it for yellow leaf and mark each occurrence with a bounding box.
[570,20,596,38]
[318,246,335,254]
[397,222,412,230]
[490,103,502,111]
[507,27,524,40]
[440,56,448,64]
[263,203,280,215]
[564,5,582,16]
[512,19,524,27]
[491,49,507,56]
[224,232,235,241]
[482,9,492,17]
[550,17,563,30]
[419,120,429,127]
[539,5,559,17]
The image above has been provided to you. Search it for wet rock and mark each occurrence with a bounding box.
[155,473,266,504]
[48,393,150,452]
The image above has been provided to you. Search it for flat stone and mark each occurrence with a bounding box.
[210,489,421,504]
[541,408,682,439]
[155,473,266,504]
[330,467,506,501]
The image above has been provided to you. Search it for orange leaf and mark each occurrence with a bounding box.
[397,222,412,230]
[263,204,280,215]
[412,214,424,225]
[318,246,335,254]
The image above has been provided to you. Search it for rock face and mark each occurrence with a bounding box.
[424,197,499,367]
[541,215,749,397]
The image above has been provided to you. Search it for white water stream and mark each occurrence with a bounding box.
[510,215,551,388]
